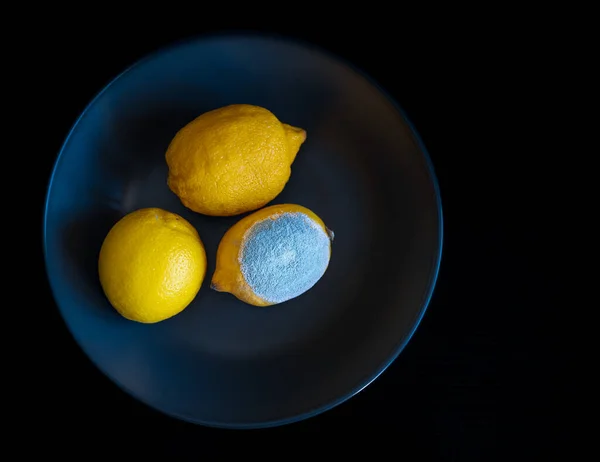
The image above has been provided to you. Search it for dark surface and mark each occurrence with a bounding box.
[44,35,442,428]
[30,18,563,459]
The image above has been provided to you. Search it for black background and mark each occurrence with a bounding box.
[29,13,564,460]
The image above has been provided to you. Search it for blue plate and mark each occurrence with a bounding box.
[43,33,443,428]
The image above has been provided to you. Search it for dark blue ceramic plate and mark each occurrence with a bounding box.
[44,34,443,428]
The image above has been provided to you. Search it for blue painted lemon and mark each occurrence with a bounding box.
[211,204,334,306]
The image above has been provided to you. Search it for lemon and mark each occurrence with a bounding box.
[211,204,334,306]
[98,208,207,323]
[165,104,306,217]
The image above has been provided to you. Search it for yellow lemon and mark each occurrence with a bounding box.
[211,204,334,306]
[165,104,306,217]
[98,208,207,323]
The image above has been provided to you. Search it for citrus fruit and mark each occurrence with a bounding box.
[211,204,334,306]
[98,208,207,323]
[165,104,306,217]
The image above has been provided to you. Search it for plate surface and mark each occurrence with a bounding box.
[44,34,443,428]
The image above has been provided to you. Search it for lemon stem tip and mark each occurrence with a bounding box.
[326,227,335,242]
